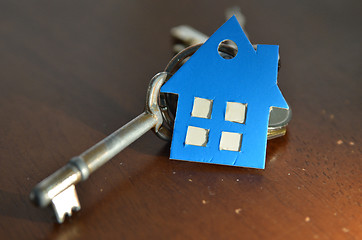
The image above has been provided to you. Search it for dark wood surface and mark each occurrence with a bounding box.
[0,1,361,239]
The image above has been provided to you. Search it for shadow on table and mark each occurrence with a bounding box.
[0,189,53,223]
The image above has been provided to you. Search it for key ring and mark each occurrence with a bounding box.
[156,44,292,141]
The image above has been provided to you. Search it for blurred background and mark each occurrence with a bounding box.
[0,1,361,239]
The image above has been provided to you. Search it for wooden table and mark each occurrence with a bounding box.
[0,1,361,239]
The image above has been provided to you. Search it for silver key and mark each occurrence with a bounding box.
[30,72,168,223]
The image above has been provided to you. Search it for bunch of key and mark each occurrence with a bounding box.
[30,7,291,223]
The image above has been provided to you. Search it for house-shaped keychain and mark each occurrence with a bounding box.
[161,16,289,169]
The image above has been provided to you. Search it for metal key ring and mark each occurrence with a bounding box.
[156,44,292,140]
[155,45,203,140]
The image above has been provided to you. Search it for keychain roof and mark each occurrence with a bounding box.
[161,16,289,169]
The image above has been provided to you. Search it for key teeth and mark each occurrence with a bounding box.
[54,205,81,223]
[51,185,81,223]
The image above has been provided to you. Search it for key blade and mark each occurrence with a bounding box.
[51,185,81,223]
[225,6,246,28]
[171,25,208,52]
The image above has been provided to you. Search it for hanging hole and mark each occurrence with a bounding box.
[218,39,238,59]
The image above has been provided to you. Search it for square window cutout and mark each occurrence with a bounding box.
[225,102,247,124]
[219,131,242,152]
[191,97,213,119]
[185,126,209,147]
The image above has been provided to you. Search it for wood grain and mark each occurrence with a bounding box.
[0,0,361,239]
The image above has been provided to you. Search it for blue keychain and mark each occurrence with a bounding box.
[30,16,291,223]
[161,16,289,169]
